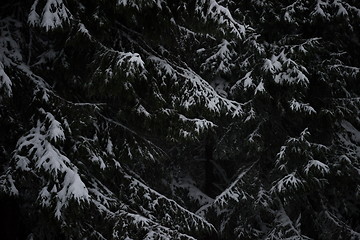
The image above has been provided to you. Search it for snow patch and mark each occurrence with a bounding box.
[272,172,304,194]
[196,0,247,39]
[32,0,71,31]
[289,99,316,115]
[304,160,330,175]
[0,61,12,97]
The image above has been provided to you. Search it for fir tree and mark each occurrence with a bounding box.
[1,0,360,240]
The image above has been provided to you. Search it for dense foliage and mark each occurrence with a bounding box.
[1,0,360,239]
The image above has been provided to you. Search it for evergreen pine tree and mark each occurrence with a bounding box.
[1,0,360,239]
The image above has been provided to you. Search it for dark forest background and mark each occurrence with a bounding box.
[1,0,360,239]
